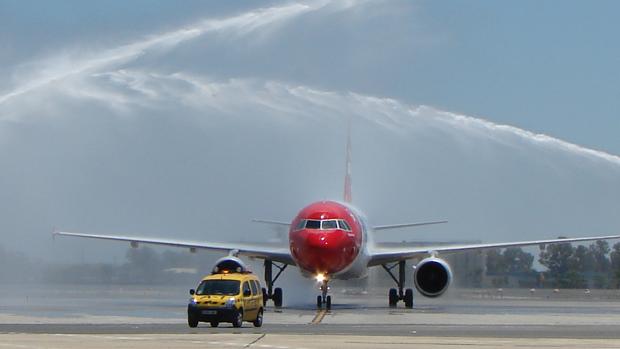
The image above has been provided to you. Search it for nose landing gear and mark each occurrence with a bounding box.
[316,277,332,310]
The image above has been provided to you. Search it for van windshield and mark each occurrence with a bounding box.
[196,280,240,296]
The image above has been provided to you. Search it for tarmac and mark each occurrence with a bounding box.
[2,284,620,348]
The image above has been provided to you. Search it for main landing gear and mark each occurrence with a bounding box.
[316,278,332,310]
[262,259,287,308]
[382,260,414,308]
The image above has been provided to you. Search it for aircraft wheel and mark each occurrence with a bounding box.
[326,295,332,310]
[404,288,414,308]
[273,288,283,307]
[317,295,323,309]
[388,288,398,308]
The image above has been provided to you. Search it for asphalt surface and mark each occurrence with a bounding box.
[2,322,620,339]
[2,284,620,348]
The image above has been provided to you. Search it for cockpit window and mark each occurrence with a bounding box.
[338,220,352,231]
[321,220,338,229]
[295,220,306,230]
[295,218,352,231]
[305,220,321,229]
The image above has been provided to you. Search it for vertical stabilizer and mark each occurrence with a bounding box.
[344,122,352,203]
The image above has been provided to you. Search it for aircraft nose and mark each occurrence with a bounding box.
[290,229,359,274]
[305,230,338,248]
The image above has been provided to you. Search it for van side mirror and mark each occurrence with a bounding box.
[243,289,251,297]
[189,289,195,295]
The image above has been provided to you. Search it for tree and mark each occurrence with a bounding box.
[560,270,587,289]
[539,242,584,287]
[572,245,595,273]
[485,249,504,274]
[539,241,613,289]
[539,242,575,277]
[503,247,534,273]
[486,248,534,274]
[589,240,610,273]
[610,242,620,288]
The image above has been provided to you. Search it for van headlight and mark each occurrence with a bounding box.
[225,297,236,308]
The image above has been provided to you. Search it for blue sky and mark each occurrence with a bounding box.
[0,0,619,262]
[408,0,620,154]
[1,0,618,156]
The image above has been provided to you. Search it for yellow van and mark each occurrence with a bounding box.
[187,257,263,328]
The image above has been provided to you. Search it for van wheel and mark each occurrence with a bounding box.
[188,316,198,328]
[232,309,243,328]
[253,309,263,327]
[210,321,219,327]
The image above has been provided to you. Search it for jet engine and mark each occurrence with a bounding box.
[413,257,452,298]
[212,256,250,274]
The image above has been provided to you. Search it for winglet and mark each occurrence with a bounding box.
[344,121,352,203]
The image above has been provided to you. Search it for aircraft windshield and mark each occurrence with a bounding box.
[295,219,306,230]
[196,280,240,296]
[338,220,352,231]
[321,220,338,229]
[296,219,352,231]
[305,220,321,229]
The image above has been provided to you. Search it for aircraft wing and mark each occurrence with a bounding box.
[54,231,295,265]
[368,234,620,266]
[252,219,291,227]
[373,220,448,231]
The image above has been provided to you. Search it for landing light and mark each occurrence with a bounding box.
[315,273,327,283]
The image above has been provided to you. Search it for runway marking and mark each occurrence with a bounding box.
[52,334,148,341]
[0,343,49,349]
[310,309,328,324]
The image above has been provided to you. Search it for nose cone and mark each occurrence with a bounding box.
[290,229,359,274]
[305,230,341,248]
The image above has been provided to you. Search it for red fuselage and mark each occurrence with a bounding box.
[289,201,363,276]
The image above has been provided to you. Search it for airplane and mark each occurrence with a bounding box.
[54,127,620,310]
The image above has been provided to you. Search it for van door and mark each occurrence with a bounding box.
[251,280,262,309]
[242,281,256,320]
[249,280,261,313]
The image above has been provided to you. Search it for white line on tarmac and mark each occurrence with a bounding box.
[52,333,149,341]
[0,343,56,349]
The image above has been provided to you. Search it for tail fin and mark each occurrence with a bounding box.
[344,122,352,203]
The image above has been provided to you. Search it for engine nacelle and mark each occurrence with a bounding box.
[212,256,250,274]
[413,257,452,298]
